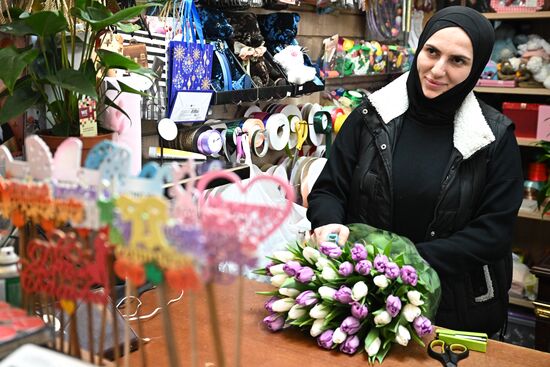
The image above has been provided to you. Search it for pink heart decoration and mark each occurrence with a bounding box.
[196,171,295,252]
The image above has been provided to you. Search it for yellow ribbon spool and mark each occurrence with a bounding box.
[334,114,347,134]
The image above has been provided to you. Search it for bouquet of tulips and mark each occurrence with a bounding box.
[255,224,441,364]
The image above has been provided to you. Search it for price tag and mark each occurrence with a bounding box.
[169,91,213,123]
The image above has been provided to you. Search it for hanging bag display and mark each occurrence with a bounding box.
[167,0,214,122]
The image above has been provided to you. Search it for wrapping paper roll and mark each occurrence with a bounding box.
[264,113,290,151]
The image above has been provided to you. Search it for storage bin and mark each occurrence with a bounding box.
[502,102,540,139]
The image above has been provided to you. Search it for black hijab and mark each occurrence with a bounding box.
[406,6,495,125]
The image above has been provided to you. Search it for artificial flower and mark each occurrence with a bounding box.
[395,325,411,346]
[309,303,330,319]
[288,304,307,319]
[270,274,288,288]
[283,260,302,276]
[318,286,337,300]
[271,298,295,312]
[373,274,389,289]
[332,327,347,344]
[263,314,285,332]
[296,290,318,307]
[338,261,354,276]
[352,281,369,301]
[386,295,402,317]
[374,310,392,326]
[402,303,421,322]
[407,290,424,306]
[351,243,367,261]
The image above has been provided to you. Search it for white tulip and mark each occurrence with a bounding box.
[366,337,381,356]
[288,304,307,319]
[315,257,331,270]
[395,325,411,346]
[374,311,392,326]
[269,263,286,275]
[270,274,288,288]
[273,250,295,263]
[279,287,300,298]
[407,290,424,306]
[271,298,295,312]
[310,318,326,337]
[402,303,421,322]
[318,286,337,300]
[309,303,329,319]
[332,327,347,344]
[321,266,339,281]
[352,281,369,301]
[303,247,321,263]
[373,274,389,289]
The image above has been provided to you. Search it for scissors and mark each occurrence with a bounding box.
[428,339,469,367]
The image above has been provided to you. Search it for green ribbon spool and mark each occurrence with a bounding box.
[224,120,243,148]
[343,90,364,108]
[313,111,333,158]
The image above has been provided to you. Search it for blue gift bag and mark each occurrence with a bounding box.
[167,0,213,117]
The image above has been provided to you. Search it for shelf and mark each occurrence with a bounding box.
[516,137,541,147]
[483,10,550,20]
[509,295,534,309]
[474,86,550,96]
[517,208,550,221]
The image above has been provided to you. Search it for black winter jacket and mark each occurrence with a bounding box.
[307,74,524,334]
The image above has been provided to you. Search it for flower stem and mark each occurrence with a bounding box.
[205,281,225,367]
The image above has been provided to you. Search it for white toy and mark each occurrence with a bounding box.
[526,56,550,89]
[273,45,316,85]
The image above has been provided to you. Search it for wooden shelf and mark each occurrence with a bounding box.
[474,86,550,96]
[483,10,550,20]
[516,137,542,147]
[518,208,550,221]
[509,295,535,309]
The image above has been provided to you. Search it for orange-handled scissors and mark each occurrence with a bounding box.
[428,339,469,367]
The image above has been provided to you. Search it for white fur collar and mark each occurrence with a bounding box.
[367,72,495,159]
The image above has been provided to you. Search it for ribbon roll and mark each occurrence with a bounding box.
[264,113,290,151]
[329,108,345,130]
[334,113,348,134]
[313,111,332,157]
[251,129,269,158]
[295,119,308,151]
[306,104,325,147]
[279,105,302,130]
[242,118,265,148]
[249,111,270,122]
[287,115,299,149]
[225,120,242,148]
[196,129,223,156]
[177,125,210,153]
[301,158,327,208]
[243,105,262,118]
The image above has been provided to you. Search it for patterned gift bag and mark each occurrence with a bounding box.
[167,0,213,115]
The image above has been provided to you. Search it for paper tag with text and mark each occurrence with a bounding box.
[170,91,213,123]
[78,98,98,137]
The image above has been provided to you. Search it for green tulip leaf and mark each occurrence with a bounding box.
[375,342,391,364]
[44,68,98,99]
[364,328,379,349]
[0,77,41,122]
[0,46,39,93]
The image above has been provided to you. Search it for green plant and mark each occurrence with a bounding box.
[0,0,158,136]
[537,140,550,216]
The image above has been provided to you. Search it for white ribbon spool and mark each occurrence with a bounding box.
[264,113,290,151]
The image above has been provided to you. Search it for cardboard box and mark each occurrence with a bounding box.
[537,105,550,142]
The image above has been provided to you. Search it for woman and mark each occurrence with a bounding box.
[307,6,523,335]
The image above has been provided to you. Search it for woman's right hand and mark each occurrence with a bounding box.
[312,224,349,246]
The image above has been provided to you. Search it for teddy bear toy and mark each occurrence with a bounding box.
[526,56,550,89]
[273,45,316,85]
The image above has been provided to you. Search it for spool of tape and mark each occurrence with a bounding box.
[177,125,210,152]
[264,113,290,151]
[307,104,326,147]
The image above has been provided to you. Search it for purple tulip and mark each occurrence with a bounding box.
[355,260,372,275]
[340,316,361,335]
[263,313,285,332]
[373,254,389,273]
[265,261,275,276]
[401,265,418,286]
[320,241,343,258]
[339,335,360,354]
[264,296,279,313]
[296,266,314,283]
[334,286,353,304]
[296,290,318,307]
[351,301,369,320]
[351,243,367,261]
[413,316,433,337]
[385,262,400,279]
[338,261,354,277]
[386,295,402,317]
[317,329,334,349]
[283,260,302,276]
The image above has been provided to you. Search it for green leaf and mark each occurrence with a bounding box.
[255,291,278,296]
[375,341,392,364]
[97,49,154,77]
[117,80,149,97]
[0,11,68,37]
[117,23,140,33]
[103,94,132,123]
[409,325,425,347]
[0,47,39,94]
[72,3,160,32]
[364,328,379,349]
[44,68,98,99]
[0,78,41,122]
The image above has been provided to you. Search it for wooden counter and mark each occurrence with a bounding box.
[128,278,550,367]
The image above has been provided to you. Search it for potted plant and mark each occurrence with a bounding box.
[537,140,550,217]
[0,0,157,153]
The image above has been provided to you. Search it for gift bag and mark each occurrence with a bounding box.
[167,0,214,120]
